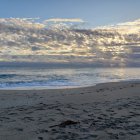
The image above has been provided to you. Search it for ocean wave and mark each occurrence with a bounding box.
[0,67,139,89]
[0,79,75,89]
[0,74,18,79]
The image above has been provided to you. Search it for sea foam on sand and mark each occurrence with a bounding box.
[0,81,140,140]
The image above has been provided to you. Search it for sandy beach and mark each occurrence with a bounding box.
[0,81,140,140]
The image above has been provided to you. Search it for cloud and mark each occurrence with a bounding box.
[117,19,140,26]
[94,19,140,34]
[43,18,85,30]
[44,18,85,23]
[0,18,140,66]
[0,18,45,29]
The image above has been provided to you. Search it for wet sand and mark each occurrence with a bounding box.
[0,81,140,140]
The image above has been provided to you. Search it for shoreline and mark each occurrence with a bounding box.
[0,80,139,91]
[0,81,140,140]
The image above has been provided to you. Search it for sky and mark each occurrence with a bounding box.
[0,0,140,27]
[0,0,140,66]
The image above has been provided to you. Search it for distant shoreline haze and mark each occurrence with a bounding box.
[0,61,139,68]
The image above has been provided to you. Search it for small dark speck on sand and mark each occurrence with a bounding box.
[38,136,43,140]
[50,120,79,128]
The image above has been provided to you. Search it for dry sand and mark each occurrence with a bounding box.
[0,81,140,140]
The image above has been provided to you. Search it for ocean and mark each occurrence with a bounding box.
[0,67,139,89]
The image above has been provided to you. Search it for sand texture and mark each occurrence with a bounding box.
[0,81,140,140]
